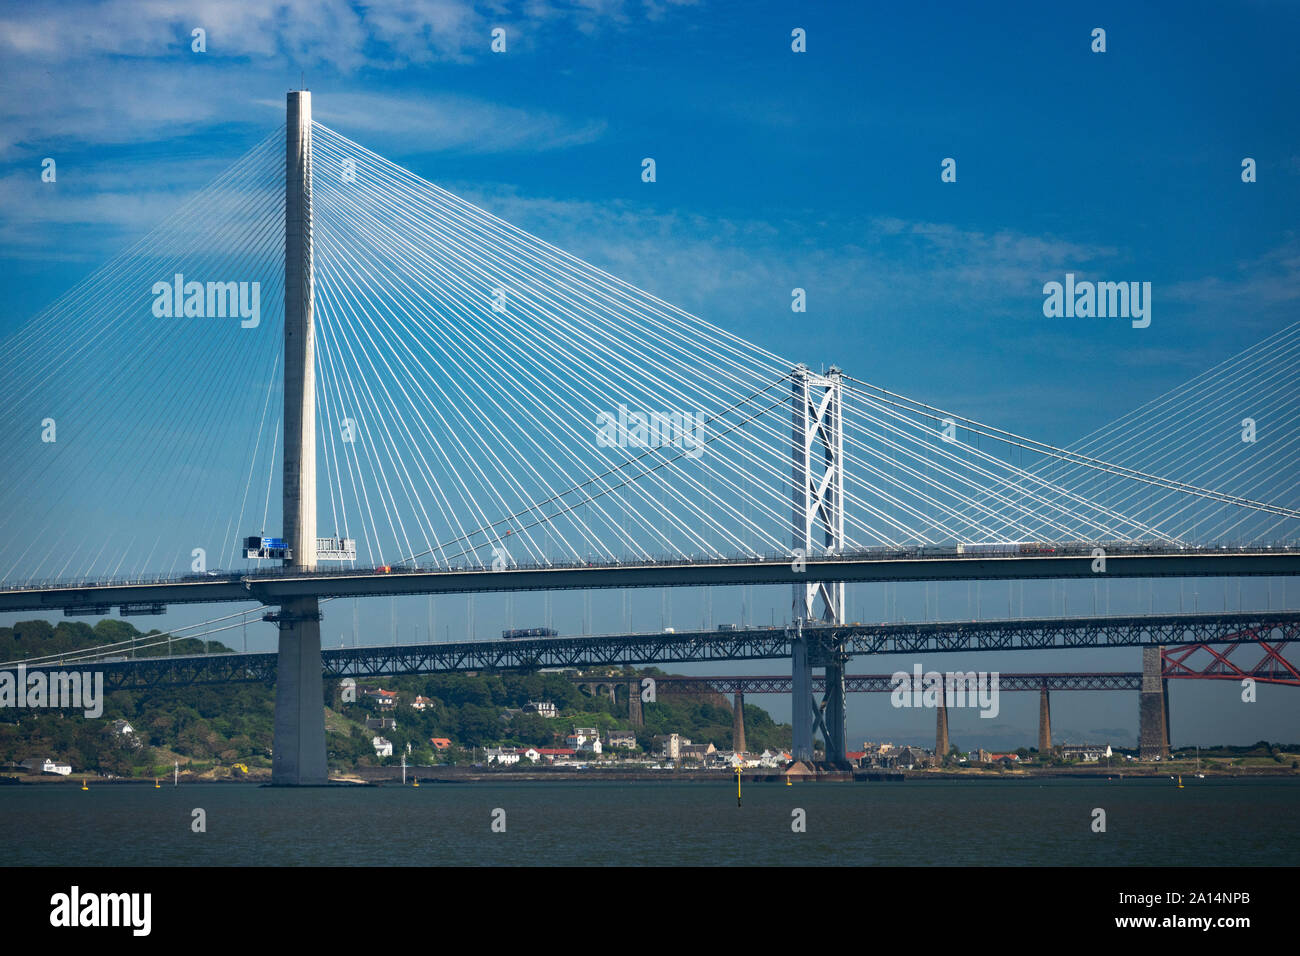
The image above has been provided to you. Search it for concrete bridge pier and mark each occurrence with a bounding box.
[732,692,746,754]
[628,679,643,726]
[1038,686,1052,755]
[936,698,949,762]
[271,596,327,784]
[1139,645,1171,759]
[791,631,814,761]
[823,650,849,766]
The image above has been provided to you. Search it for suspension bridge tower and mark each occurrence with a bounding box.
[270,89,328,786]
[790,364,850,767]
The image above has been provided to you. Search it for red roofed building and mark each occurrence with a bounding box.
[535,747,576,762]
[430,737,452,751]
[364,688,399,709]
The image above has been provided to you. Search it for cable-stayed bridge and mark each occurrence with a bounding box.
[2,92,1298,781]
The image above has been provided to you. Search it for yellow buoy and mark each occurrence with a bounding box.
[80,779,88,790]
[154,779,161,789]
[412,778,419,788]
[785,775,792,786]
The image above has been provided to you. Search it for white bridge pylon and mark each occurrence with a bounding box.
[790,363,849,765]
[272,90,328,787]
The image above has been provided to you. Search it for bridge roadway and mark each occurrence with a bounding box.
[1,545,1298,614]
[15,609,1298,691]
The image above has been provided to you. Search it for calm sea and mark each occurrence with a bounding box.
[4,777,1296,866]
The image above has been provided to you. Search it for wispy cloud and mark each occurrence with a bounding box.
[0,0,684,158]
[308,93,607,153]
[0,0,696,69]
[448,188,1123,317]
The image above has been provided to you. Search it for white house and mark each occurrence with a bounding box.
[567,728,603,754]
[524,700,558,719]
[42,758,72,776]
[521,747,541,763]
[364,688,399,709]
[1061,743,1113,763]
[372,736,393,757]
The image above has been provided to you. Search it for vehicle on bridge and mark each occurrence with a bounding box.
[954,540,1183,556]
[244,536,291,560]
[502,627,559,639]
[957,541,1044,555]
[180,570,236,581]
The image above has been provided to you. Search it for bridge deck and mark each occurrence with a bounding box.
[1,547,1297,614]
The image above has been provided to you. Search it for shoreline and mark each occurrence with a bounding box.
[6,766,1297,785]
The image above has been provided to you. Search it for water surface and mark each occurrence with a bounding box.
[4,777,1294,866]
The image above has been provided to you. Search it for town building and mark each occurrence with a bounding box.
[524,700,558,719]
[109,719,143,750]
[605,729,638,749]
[679,742,717,763]
[372,737,393,757]
[652,733,686,760]
[536,747,576,763]
[363,688,399,709]
[894,746,929,769]
[1061,744,1113,762]
[567,728,603,753]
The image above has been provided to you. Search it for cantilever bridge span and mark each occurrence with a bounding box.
[30,610,1297,688]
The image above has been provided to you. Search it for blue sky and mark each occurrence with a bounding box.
[1,0,1297,746]
[3,1,1298,436]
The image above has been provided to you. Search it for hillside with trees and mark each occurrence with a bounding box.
[0,620,791,776]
